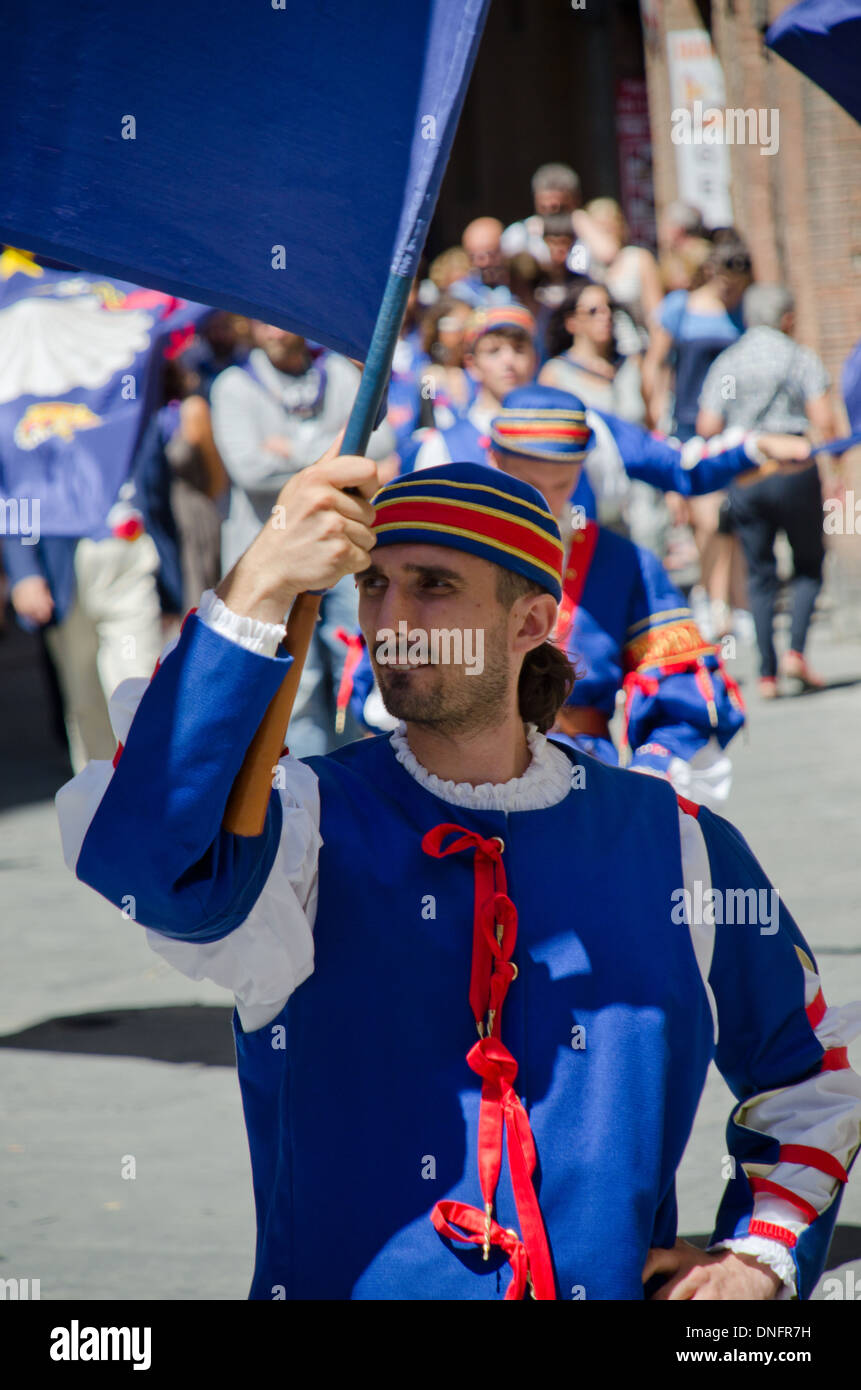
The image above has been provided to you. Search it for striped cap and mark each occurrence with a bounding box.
[371,462,563,601]
[464,303,536,350]
[490,384,593,462]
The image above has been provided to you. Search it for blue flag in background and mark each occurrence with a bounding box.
[0,0,490,362]
[0,253,205,537]
[767,0,861,124]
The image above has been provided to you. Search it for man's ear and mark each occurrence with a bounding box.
[511,592,558,654]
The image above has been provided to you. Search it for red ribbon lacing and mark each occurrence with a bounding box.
[333,628,365,734]
[421,823,556,1300]
[693,658,719,729]
[715,651,746,714]
[619,671,660,765]
[619,646,747,764]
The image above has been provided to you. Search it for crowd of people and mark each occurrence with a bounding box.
[7,166,859,1310]
[0,160,850,778]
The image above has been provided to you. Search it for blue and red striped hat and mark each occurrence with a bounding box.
[371,461,563,601]
[490,384,593,461]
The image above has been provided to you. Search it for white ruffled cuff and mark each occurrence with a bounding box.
[197,589,286,656]
[709,1235,797,1299]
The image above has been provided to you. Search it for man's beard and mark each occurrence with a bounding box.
[372,619,511,735]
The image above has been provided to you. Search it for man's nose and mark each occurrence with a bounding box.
[375,582,417,633]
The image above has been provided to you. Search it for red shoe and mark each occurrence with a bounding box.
[780,650,825,690]
[758,677,779,699]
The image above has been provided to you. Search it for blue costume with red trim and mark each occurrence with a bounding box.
[55,463,861,1300]
[57,615,861,1299]
[550,516,744,781]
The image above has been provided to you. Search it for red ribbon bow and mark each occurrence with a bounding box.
[422,823,556,1300]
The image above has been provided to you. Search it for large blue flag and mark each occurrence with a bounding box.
[767,0,861,124]
[0,0,489,362]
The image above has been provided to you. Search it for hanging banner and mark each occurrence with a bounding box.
[615,78,657,249]
[666,29,734,227]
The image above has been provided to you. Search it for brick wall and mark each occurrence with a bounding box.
[645,0,861,399]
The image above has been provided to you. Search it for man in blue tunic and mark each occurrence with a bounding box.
[486,385,744,805]
[56,447,861,1301]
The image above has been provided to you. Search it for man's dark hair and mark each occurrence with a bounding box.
[496,569,577,732]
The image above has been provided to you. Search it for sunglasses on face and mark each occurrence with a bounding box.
[578,302,612,316]
[719,256,752,275]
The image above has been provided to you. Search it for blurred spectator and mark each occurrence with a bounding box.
[657,200,707,257]
[450,218,516,307]
[697,284,837,694]
[659,236,712,294]
[501,163,617,273]
[540,279,668,550]
[386,280,431,468]
[0,255,194,770]
[698,286,836,440]
[502,163,582,264]
[539,278,646,424]
[8,517,162,773]
[211,322,396,756]
[428,246,471,295]
[530,214,578,358]
[133,358,230,617]
[644,236,751,439]
[539,213,577,290]
[179,311,250,400]
[413,305,537,469]
[643,236,752,634]
[581,198,663,338]
[212,324,396,568]
[418,297,476,428]
[507,251,544,322]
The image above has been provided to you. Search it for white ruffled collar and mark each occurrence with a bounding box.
[389,722,576,811]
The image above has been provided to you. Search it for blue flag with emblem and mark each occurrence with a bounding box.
[0,254,204,538]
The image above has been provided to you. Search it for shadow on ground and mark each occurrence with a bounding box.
[0,1004,236,1066]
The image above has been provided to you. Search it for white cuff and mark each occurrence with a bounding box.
[197,589,286,657]
[709,1236,797,1299]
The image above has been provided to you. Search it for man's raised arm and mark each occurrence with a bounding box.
[56,448,379,950]
[589,408,813,496]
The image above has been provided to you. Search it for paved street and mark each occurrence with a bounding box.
[2,603,860,1301]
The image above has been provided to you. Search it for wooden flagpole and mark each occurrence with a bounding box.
[222,269,413,836]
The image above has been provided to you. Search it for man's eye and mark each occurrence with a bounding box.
[360,576,387,593]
